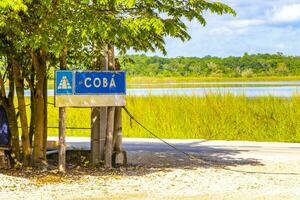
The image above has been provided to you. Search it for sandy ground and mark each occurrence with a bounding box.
[1,148,300,200]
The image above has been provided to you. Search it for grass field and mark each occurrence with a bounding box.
[23,95,300,143]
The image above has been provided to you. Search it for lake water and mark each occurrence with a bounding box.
[24,81,300,97]
[128,81,300,86]
[127,86,300,97]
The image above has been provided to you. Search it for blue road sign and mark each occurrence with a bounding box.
[55,71,126,95]
[75,71,126,95]
[55,70,126,107]
[55,71,74,95]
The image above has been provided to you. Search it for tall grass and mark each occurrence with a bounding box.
[121,95,300,142]
[22,95,300,142]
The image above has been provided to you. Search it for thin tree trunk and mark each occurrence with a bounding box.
[7,62,19,162]
[58,47,67,172]
[107,44,115,70]
[29,65,36,148]
[43,74,48,157]
[109,45,125,165]
[6,103,20,162]
[98,46,109,162]
[104,45,114,168]
[113,107,123,152]
[12,59,31,166]
[91,40,100,164]
[91,43,108,164]
[112,52,123,153]
[32,49,47,168]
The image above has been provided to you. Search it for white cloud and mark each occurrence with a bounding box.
[205,19,266,36]
[128,1,300,57]
[208,26,248,36]
[272,4,300,23]
[227,19,265,28]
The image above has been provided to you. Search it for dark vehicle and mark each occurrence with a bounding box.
[0,106,10,147]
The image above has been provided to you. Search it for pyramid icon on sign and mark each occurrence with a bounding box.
[58,76,72,89]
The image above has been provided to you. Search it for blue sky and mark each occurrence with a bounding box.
[131,0,300,58]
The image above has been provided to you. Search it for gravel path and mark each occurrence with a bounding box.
[1,149,300,200]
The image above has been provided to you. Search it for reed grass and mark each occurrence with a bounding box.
[21,95,300,142]
[120,95,300,142]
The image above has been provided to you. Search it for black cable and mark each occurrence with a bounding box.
[48,126,90,130]
[122,106,190,157]
[122,106,300,176]
[15,102,54,110]
[47,102,55,106]
[18,126,90,130]
[12,101,300,175]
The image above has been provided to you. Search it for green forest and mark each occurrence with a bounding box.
[121,53,300,77]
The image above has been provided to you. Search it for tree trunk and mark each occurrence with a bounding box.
[98,46,109,162]
[43,74,48,157]
[5,102,20,162]
[112,50,122,153]
[7,62,19,162]
[104,106,115,168]
[31,49,47,168]
[105,45,126,167]
[12,59,31,166]
[58,47,67,172]
[113,107,123,152]
[91,43,108,164]
[29,65,36,148]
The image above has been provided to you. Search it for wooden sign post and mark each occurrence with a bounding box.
[58,107,66,172]
[54,70,126,170]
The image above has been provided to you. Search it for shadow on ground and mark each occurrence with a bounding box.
[0,143,263,181]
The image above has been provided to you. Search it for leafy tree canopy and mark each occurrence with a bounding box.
[1,0,236,60]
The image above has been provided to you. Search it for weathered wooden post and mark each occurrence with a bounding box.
[91,108,100,163]
[106,45,127,167]
[98,107,107,161]
[58,107,66,172]
[98,48,109,162]
[113,106,126,166]
[104,106,115,168]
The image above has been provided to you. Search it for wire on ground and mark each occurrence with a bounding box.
[122,106,300,176]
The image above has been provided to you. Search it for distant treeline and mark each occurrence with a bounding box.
[121,53,300,77]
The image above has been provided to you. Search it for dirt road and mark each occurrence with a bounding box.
[1,138,300,199]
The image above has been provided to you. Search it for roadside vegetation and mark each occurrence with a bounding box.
[35,95,300,143]
[43,53,300,84]
[126,75,300,83]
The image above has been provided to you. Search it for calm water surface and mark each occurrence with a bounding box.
[24,81,300,97]
[128,81,300,86]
